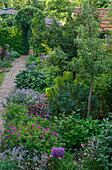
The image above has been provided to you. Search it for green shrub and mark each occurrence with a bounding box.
[2,104,28,123]
[0,73,5,86]
[10,50,20,58]
[45,48,68,72]
[14,69,47,91]
[54,112,101,151]
[0,26,26,54]
[2,105,63,155]
[45,71,100,118]
[76,114,112,169]
[0,160,18,170]
[47,153,76,170]
[89,115,112,169]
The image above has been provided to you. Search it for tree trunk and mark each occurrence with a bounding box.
[87,75,94,118]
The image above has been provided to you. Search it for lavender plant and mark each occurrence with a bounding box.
[0,145,48,169]
[5,89,40,106]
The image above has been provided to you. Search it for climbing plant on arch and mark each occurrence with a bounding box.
[15,7,43,54]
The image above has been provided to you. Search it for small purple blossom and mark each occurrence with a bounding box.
[51,147,65,158]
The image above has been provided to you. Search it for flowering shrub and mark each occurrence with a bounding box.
[0,145,47,169]
[5,89,40,106]
[28,93,51,119]
[1,113,63,155]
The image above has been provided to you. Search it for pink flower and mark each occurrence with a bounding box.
[7,130,10,132]
[14,127,16,130]
[53,132,58,135]
[39,140,41,142]
[17,135,20,137]
[32,124,35,127]
[26,127,28,129]
[26,132,28,134]
[10,126,13,129]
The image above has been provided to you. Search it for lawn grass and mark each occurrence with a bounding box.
[0,73,5,86]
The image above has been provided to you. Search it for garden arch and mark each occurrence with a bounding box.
[15,7,44,54]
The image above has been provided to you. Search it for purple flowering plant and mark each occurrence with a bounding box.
[51,147,65,158]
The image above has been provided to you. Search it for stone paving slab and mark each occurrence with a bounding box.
[0,55,28,145]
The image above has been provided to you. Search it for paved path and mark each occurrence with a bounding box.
[0,55,28,144]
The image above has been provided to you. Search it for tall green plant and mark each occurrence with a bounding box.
[72,0,107,118]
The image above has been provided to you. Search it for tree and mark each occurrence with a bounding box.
[45,0,73,21]
[71,0,107,118]
[71,0,111,8]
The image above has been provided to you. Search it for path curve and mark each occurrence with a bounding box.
[0,55,28,144]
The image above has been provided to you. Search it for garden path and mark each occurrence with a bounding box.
[0,55,28,144]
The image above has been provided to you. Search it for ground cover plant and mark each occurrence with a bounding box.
[0,73,5,86]
[0,0,112,169]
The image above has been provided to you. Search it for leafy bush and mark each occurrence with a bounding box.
[47,152,76,170]
[5,89,40,106]
[10,50,20,58]
[45,48,68,72]
[28,93,51,119]
[26,54,37,67]
[86,115,112,169]
[2,106,63,155]
[2,104,28,124]
[73,114,112,169]
[45,71,100,118]
[14,69,47,91]
[0,146,47,169]
[0,160,18,170]
[0,26,25,54]
[54,112,101,151]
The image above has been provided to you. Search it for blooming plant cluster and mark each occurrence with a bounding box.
[2,110,63,155]
[5,88,40,106]
[0,145,48,169]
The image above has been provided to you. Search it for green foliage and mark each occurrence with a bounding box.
[44,20,77,59]
[46,0,72,21]
[14,69,47,91]
[2,104,28,123]
[45,48,68,72]
[48,153,76,170]
[10,50,20,58]
[2,105,63,155]
[15,7,39,54]
[45,71,100,118]
[0,73,5,86]
[92,115,112,169]
[15,7,38,28]
[30,9,46,55]
[54,112,101,151]
[0,160,17,170]
[0,15,15,28]
[0,26,26,54]
[79,114,112,169]
[0,27,11,49]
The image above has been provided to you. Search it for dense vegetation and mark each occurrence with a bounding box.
[0,0,112,169]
